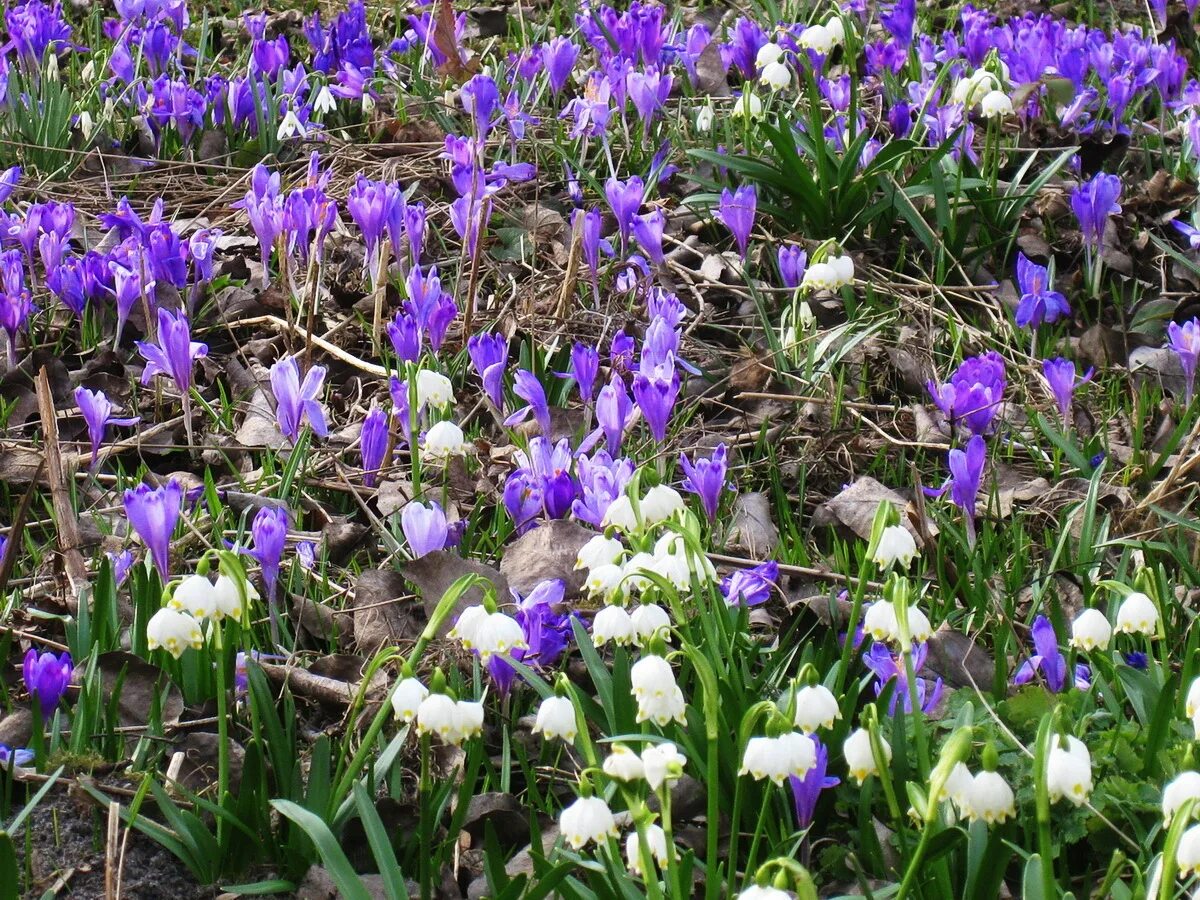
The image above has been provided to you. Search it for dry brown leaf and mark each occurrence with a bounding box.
[499,519,594,598]
[725,492,780,557]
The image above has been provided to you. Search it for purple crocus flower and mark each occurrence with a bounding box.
[136,308,207,395]
[720,560,778,606]
[109,258,151,346]
[1041,358,1094,424]
[863,642,943,715]
[123,479,183,579]
[23,649,72,715]
[0,745,34,768]
[1012,615,1071,693]
[789,738,839,828]
[269,355,328,443]
[467,332,508,408]
[595,375,634,455]
[75,387,139,468]
[679,443,729,521]
[109,549,134,587]
[1172,219,1200,251]
[778,245,807,289]
[503,470,543,534]
[360,404,388,487]
[487,579,572,695]
[927,434,987,544]
[506,369,553,435]
[248,506,287,606]
[1168,317,1200,403]
[715,185,756,260]
[187,228,221,287]
[880,0,915,46]
[626,68,672,128]
[461,73,501,141]
[632,209,666,265]
[47,255,87,317]
[401,500,449,558]
[605,175,643,251]
[632,363,680,442]
[1071,172,1122,251]
[561,342,600,403]
[542,36,579,94]
[926,351,1007,436]
[0,166,20,205]
[386,310,422,363]
[571,450,634,526]
[1015,253,1070,329]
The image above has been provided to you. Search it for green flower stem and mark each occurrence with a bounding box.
[211,623,230,852]
[419,734,432,900]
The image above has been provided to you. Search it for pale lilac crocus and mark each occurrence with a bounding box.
[401,500,449,558]
[136,308,207,395]
[716,185,756,260]
[1168,317,1200,403]
[1071,172,1122,251]
[1015,253,1070,329]
[632,209,666,265]
[467,332,508,408]
[75,386,139,468]
[720,560,778,607]
[679,443,729,520]
[109,549,134,587]
[269,355,328,443]
[124,479,183,579]
[1041,358,1093,425]
[595,375,634,455]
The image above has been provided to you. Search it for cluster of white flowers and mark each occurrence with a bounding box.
[1045,736,1094,806]
[797,15,846,55]
[755,43,790,90]
[863,598,933,644]
[148,572,256,659]
[449,605,526,661]
[601,741,688,792]
[631,654,688,726]
[1069,589,1160,653]
[952,68,1012,118]
[602,484,686,532]
[740,732,817,784]
[412,691,484,745]
[801,254,855,292]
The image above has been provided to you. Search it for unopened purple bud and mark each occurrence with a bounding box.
[250,506,288,602]
[506,369,553,435]
[778,245,808,289]
[123,479,183,578]
[632,208,666,265]
[679,443,729,520]
[543,37,579,95]
[1071,172,1122,251]
[716,185,756,260]
[361,404,388,487]
[467,332,509,408]
[23,649,72,715]
[1041,357,1093,423]
[386,310,423,363]
[402,500,449,558]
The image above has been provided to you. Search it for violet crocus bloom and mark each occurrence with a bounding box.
[559,342,600,403]
[715,185,756,260]
[1041,358,1094,424]
[720,560,778,607]
[1071,172,1122,251]
[187,228,221,287]
[864,642,943,715]
[0,166,20,204]
[926,351,1007,436]
[778,245,807,289]
[1015,253,1070,329]
[1168,317,1200,403]
[467,332,508,408]
[506,369,553,435]
[1012,615,1073,693]
[633,362,680,442]
[632,209,666,265]
[595,375,634,455]
[789,738,838,828]
[386,310,422,363]
[136,308,207,395]
[1173,219,1200,251]
[109,549,134,587]
[401,499,449,558]
[360,404,388,487]
[123,479,183,579]
[927,434,987,544]
[269,355,328,443]
[679,443,729,520]
[248,506,287,604]
[0,745,33,768]
[75,386,139,468]
[605,175,643,251]
[571,450,634,526]
[503,470,543,534]
[347,175,400,274]
[487,579,572,695]
[23,649,72,715]
[542,36,579,94]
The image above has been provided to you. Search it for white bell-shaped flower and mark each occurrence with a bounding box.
[1179,824,1200,879]
[963,770,1016,825]
[625,823,670,877]
[560,796,618,849]
[602,494,639,532]
[802,261,837,292]
[422,420,470,463]
[755,42,784,67]
[212,575,251,621]
[829,254,855,287]
[760,60,790,90]
[415,693,460,741]
[737,888,790,900]
[979,90,1013,118]
[415,369,455,408]
[631,654,687,726]
[391,677,429,723]
[454,700,484,741]
[873,525,917,569]
[641,742,686,791]
[942,762,974,811]
[640,485,685,525]
[823,15,846,45]
[448,605,489,650]
[1115,591,1158,636]
[1046,735,1093,806]
[146,608,204,659]
[533,696,577,742]
[1069,609,1112,652]
[602,744,645,782]
[797,23,834,54]
[1163,771,1200,824]
[631,604,672,646]
[844,728,889,784]
[585,564,626,602]
[863,600,900,643]
[576,535,626,571]
[696,102,715,132]
[622,552,658,593]
[472,611,527,661]
[170,575,217,621]
[592,605,636,647]
[731,92,763,120]
[739,732,816,784]
[1187,677,1200,719]
[906,605,934,642]
[792,684,841,732]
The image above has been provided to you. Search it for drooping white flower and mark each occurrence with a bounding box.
[906,605,934,642]
[602,744,645,782]
[1163,771,1200,824]
[631,655,687,726]
[416,370,455,408]
[391,677,429,723]
[602,494,639,531]
[739,733,816,784]
[471,611,527,661]
[592,605,636,647]
[422,420,470,462]
[942,762,974,810]
[1187,677,1200,720]
[631,604,672,646]
[823,15,846,45]
[212,575,250,621]
[277,108,306,140]
[874,525,917,569]
[454,700,484,741]
[313,85,337,115]
[625,823,670,877]
[731,92,763,120]
[560,796,618,849]
[844,728,888,784]
[952,70,999,108]
[146,608,204,659]
[760,60,791,90]
[737,888,790,900]
[1115,591,1158,636]
[963,771,1016,825]
[641,742,686,791]
[755,42,784,67]
[696,102,715,132]
[797,23,835,54]
[1069,609,1112,652]
[534,696,578,741]
[1179,824,1200,879]
[979,90,1013,118]
[576,535,626,571]
[622,552,658,593]
[863,600,900,643]
[170,575,217,621]
[1046,735,1093,806]
[448,605,489,650]
[640,485,686,525]
[415,693,460,741]
[802,261,837,292]
[829,254,855,287]
[585,564,626,602]
[792,684,841,732]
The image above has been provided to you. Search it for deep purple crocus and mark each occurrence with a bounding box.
[1041,358,1094,424]
[715,185,756,260]
[361,404,388,487]
[571,450,634,526]
[926,351,1007,436]
[1012,615,1071,693]
[402,500,448,558]
[605,175,643,251]
[632,209,666,265]
[679,443,729,521]
[248,506,287,605]
[347,175,400,277]
[123,479,183,579]
[1168,317,1200,403]
[632,363,680,442]
[927,434,987,544]
[542,36,579,94]
[0,745,33,768]
[23,649,71,715]
[75,386,139,468]
[1071,172,1122,251]
[595,375,634,455]
[109,549,134,587]
[486,579,572,695]
[720,560,778,607]
[863,642,943,715]
[136,308,207,395]
[778,245,807,290]
[789,738,838,828]
[561,342,600,403]
[503,470,543,534]
[269,355,328,443]
[386,309,422,363]
[467,332,509,408]
[1015,253,1070,329]
[506,369,553,435]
